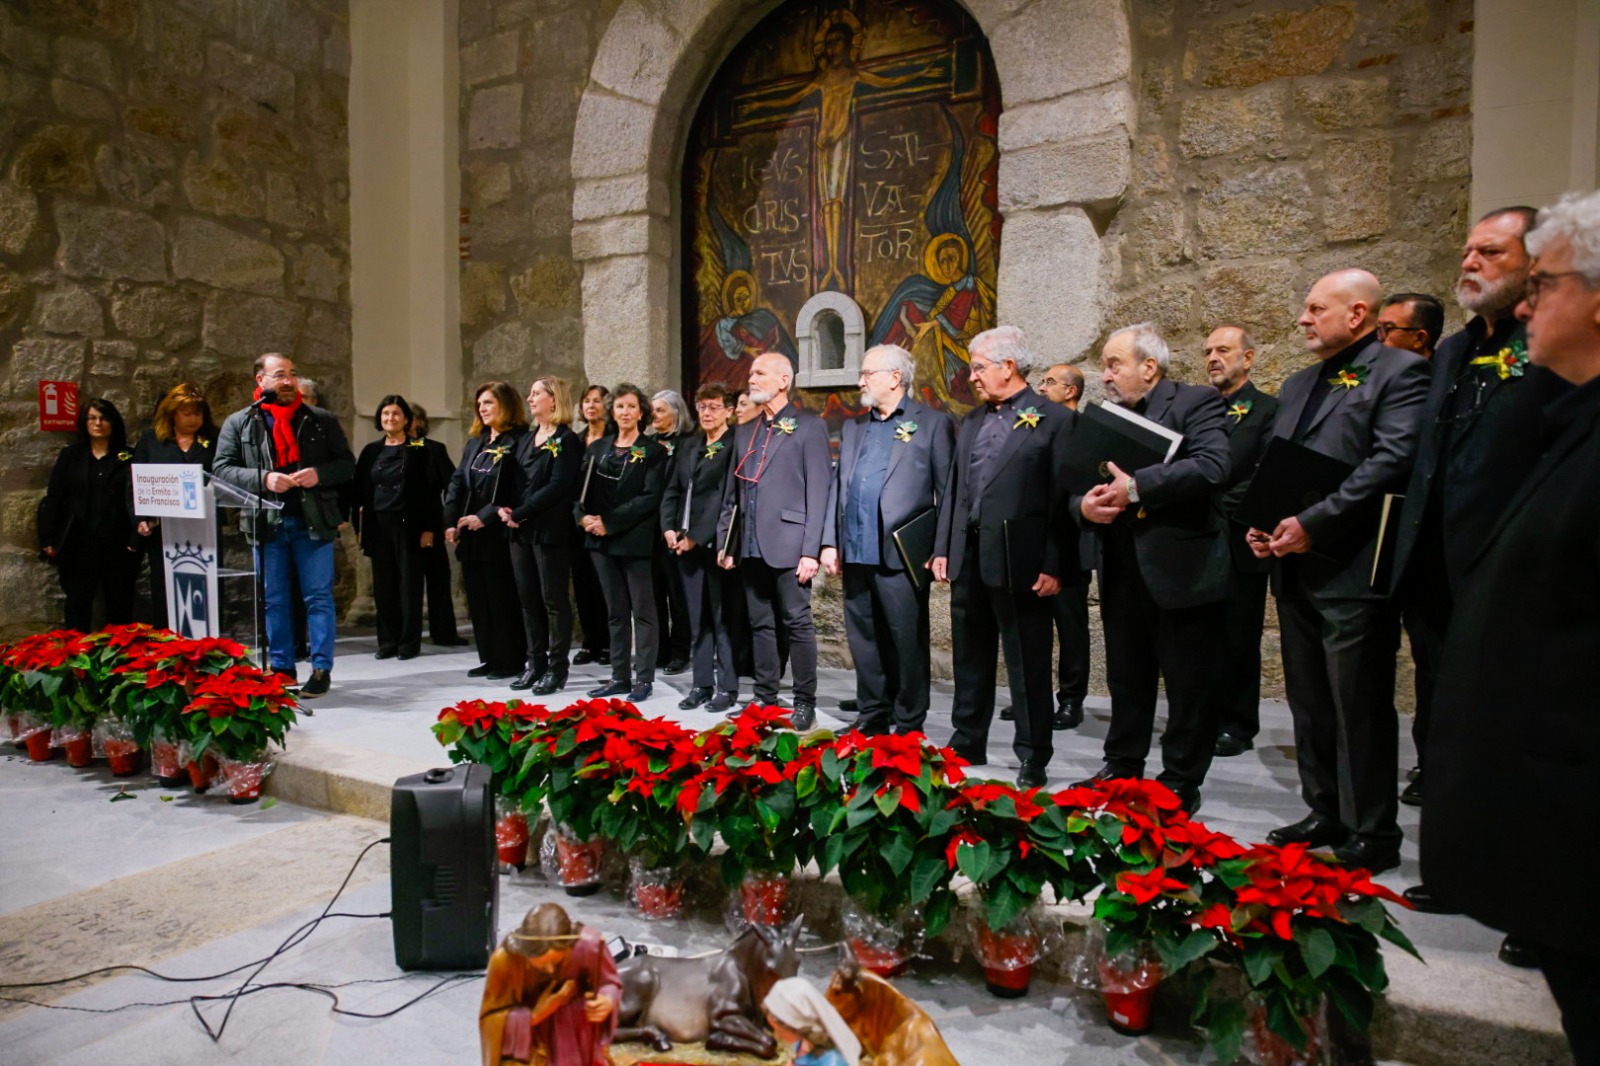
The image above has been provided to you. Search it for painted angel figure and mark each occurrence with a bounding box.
[871,233,995,408]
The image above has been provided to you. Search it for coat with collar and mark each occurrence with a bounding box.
[213,401,356,543]
[660,429,736,547]
[442,429,525,560]
[1422,377,1600,955]
[1218,379,1281,572]
[353,438,445,557]
[822,395,954,571]
[574,433,668,559]
[715,400,831,570]
[507,424,583,545]
[940,384,1073,588]
[1070,377,1233,609]
[1269,334,1429,599]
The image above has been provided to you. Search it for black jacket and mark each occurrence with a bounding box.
[39,442,134,557]
[1218,380,1280,573]
[508,425,583,545]
[213,402,356,543]
[442,429,525,561]
[715,402,832,570]
[660,429,735,548]
[574,434,668,559]
[823,396,955,572]
[353,439,446,557]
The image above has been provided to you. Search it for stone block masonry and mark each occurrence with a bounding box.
[0,0,353,638]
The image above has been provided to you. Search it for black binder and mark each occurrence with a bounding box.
[1233,437,1356,532]
[578,454,596,512]
[1369,493,1405,589]
[890,508,937,591]
[1063,401,1183,495]
[719,504,739,558]
[1003,517,1050,596]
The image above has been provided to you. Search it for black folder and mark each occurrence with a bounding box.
[578,455,596,512]
[1233,437,1356,533]
[1369,493,1405,589]
[1063,401,1182,495]
[719,504,739,558]
[1003,517,1050,597]
[890,508,937,591]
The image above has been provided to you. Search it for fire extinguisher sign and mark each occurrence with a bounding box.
[39,380,79,431]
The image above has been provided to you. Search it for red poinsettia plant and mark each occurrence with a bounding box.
[948,779,1099,933]
[1,629,94,727]
[588,712,703,869]
[809,730,968,936]
[533,698,646,844]
[108,635,253,746]
[180,662,299,762]
[432,697,554,800]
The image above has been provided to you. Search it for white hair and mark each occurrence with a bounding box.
[862,343,915,387]
[1108,321,1171,372]
[648,389,692,436]
[297,376,320,404]
[1526,190,1600,285]
[970,325,1034,375]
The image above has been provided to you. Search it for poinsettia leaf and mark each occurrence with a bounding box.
[925,890,954,938]
[795,764,818,798]
[882,831,915,877]
[1298,927,1337,979]
[956,840,991,884]
[1243,940,1279,986]
[909,854,947,905]
[873,788,900,817]
[1156,928,1217,974]
[820,748,842,783]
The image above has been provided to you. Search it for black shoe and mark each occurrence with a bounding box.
[790,702,816,730]
[571,649,598,666]
[1405,764,1420,782]
[376,647,398,660]
[1498,935,1540,969]
[1400,775,1423,807]
[397,646,421,661]
[627,682,653,702]
[486,669,521,681]
[530,666,567,696]
[299,668,331,699]
[1214,732,1254,757]
[662,658,690,676]
[678,686,713,710]
[595,651,611,667]
[1401,884,1461,915]
[1016,762,1048,789]
[588,680,631,698]
[707,689,739,713]
[999,704,1015,722]
[509,668,539,691]
[1053,700,1083,731]
[1332,838,1401,875]
[1267,814,1349,849]
[432,635,470,647]
[467,663,493,677]
[1168,784,1202,815]
[839,698,859,713]
[1072,764,1138,789]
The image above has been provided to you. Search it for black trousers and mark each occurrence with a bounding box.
[369,512,424,656]
[1276,563,1402,848]
[1054,573,1091,705]
[509,539,572,672]
[419,541,462,642]
[653,544,691,665]
[570,542,609,656]
[679,546,736,693]
[843,562,930,733]
[593,552,657,685]
[1215,567,1270,741]
[949,531,1055,767]
[741,559,816,704]
[1397,549,1451,772]
[1099,535,1225,790]
[459,551,523,674]
[59,534,138,632]
[1540,944,1600,1065]
[137,534,168,628]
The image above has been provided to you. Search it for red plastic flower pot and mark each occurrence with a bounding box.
[62,732,94,767]
[23,729,54,761]
[495,812,530,869]
[634,880,686,920]
[1249,1001,1324,1066]
[6,715,21,743]
[224,763,265,804]
[976,925,1039,997]
[554,833,604,896]
[848,937,912,978]
[1098,955,1163,1036]
[739,872,790,927]
[104,738,141,777]
[150,740,184,785]
[186,752,218,792]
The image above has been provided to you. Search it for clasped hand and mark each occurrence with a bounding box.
[1246,516,1311,558]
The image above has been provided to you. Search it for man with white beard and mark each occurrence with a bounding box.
[1388,209,1570,968]
[821,344,955,735]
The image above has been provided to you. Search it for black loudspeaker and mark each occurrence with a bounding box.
[390,764,498,971]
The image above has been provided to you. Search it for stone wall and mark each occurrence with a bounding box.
[0,0,352,638]
[456,0,602,419]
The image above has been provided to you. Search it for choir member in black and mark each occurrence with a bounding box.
[355,395,443,661]
[660,383,739,711]
[443,381,528,679]
[408,403,468,647]
[575,384,667,702]
[39,398,138,631]
[648,389,694,675]
[500,377,582,695]
[130,383,217,627]
[569,384,613,667]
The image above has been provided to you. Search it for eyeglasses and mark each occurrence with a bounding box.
[857,368,897,381]
[1524,270,1587,309]
[695,402,728,412]
[968,360,996,376]
[1375,323,1422,339]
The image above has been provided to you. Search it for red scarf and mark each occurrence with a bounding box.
[254,387,302,468]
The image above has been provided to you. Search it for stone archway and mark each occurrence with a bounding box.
[570,0,1135,389]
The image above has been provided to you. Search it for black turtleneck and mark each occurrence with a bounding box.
[1295,330,1376,439]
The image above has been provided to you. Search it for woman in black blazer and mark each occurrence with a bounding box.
[354,395,443,660]
[569,384,613,666]
[500,376,582,694]
[574,383,667,702]
[130,383,217,627]
[443,381,528,679]
[40,398,138,631]
[648,389,694,674]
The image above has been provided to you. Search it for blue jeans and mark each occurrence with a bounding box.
[258,515,337,673]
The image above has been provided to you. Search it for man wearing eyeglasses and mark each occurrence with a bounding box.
[1423,191,1600,1061]
[1376,294,1445,361]
[933,326,1073,788]
[820,344,954,735]
[716,352,831,729]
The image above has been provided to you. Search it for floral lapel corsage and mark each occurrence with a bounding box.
[1013,406,1041,430]
[894,420,919,442]
[1471,339,1528,380]
[484,444,510,465]
[197,437,212,450]
[776,417,797,435]
[539,437,563,458]
[1227,398,1253,423]
[627,445,648,464]
[660,439,676,455]
[703,439,725,460]
[116,449,133,462]
[1329,365,1370,390]
[407,438,426,448]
